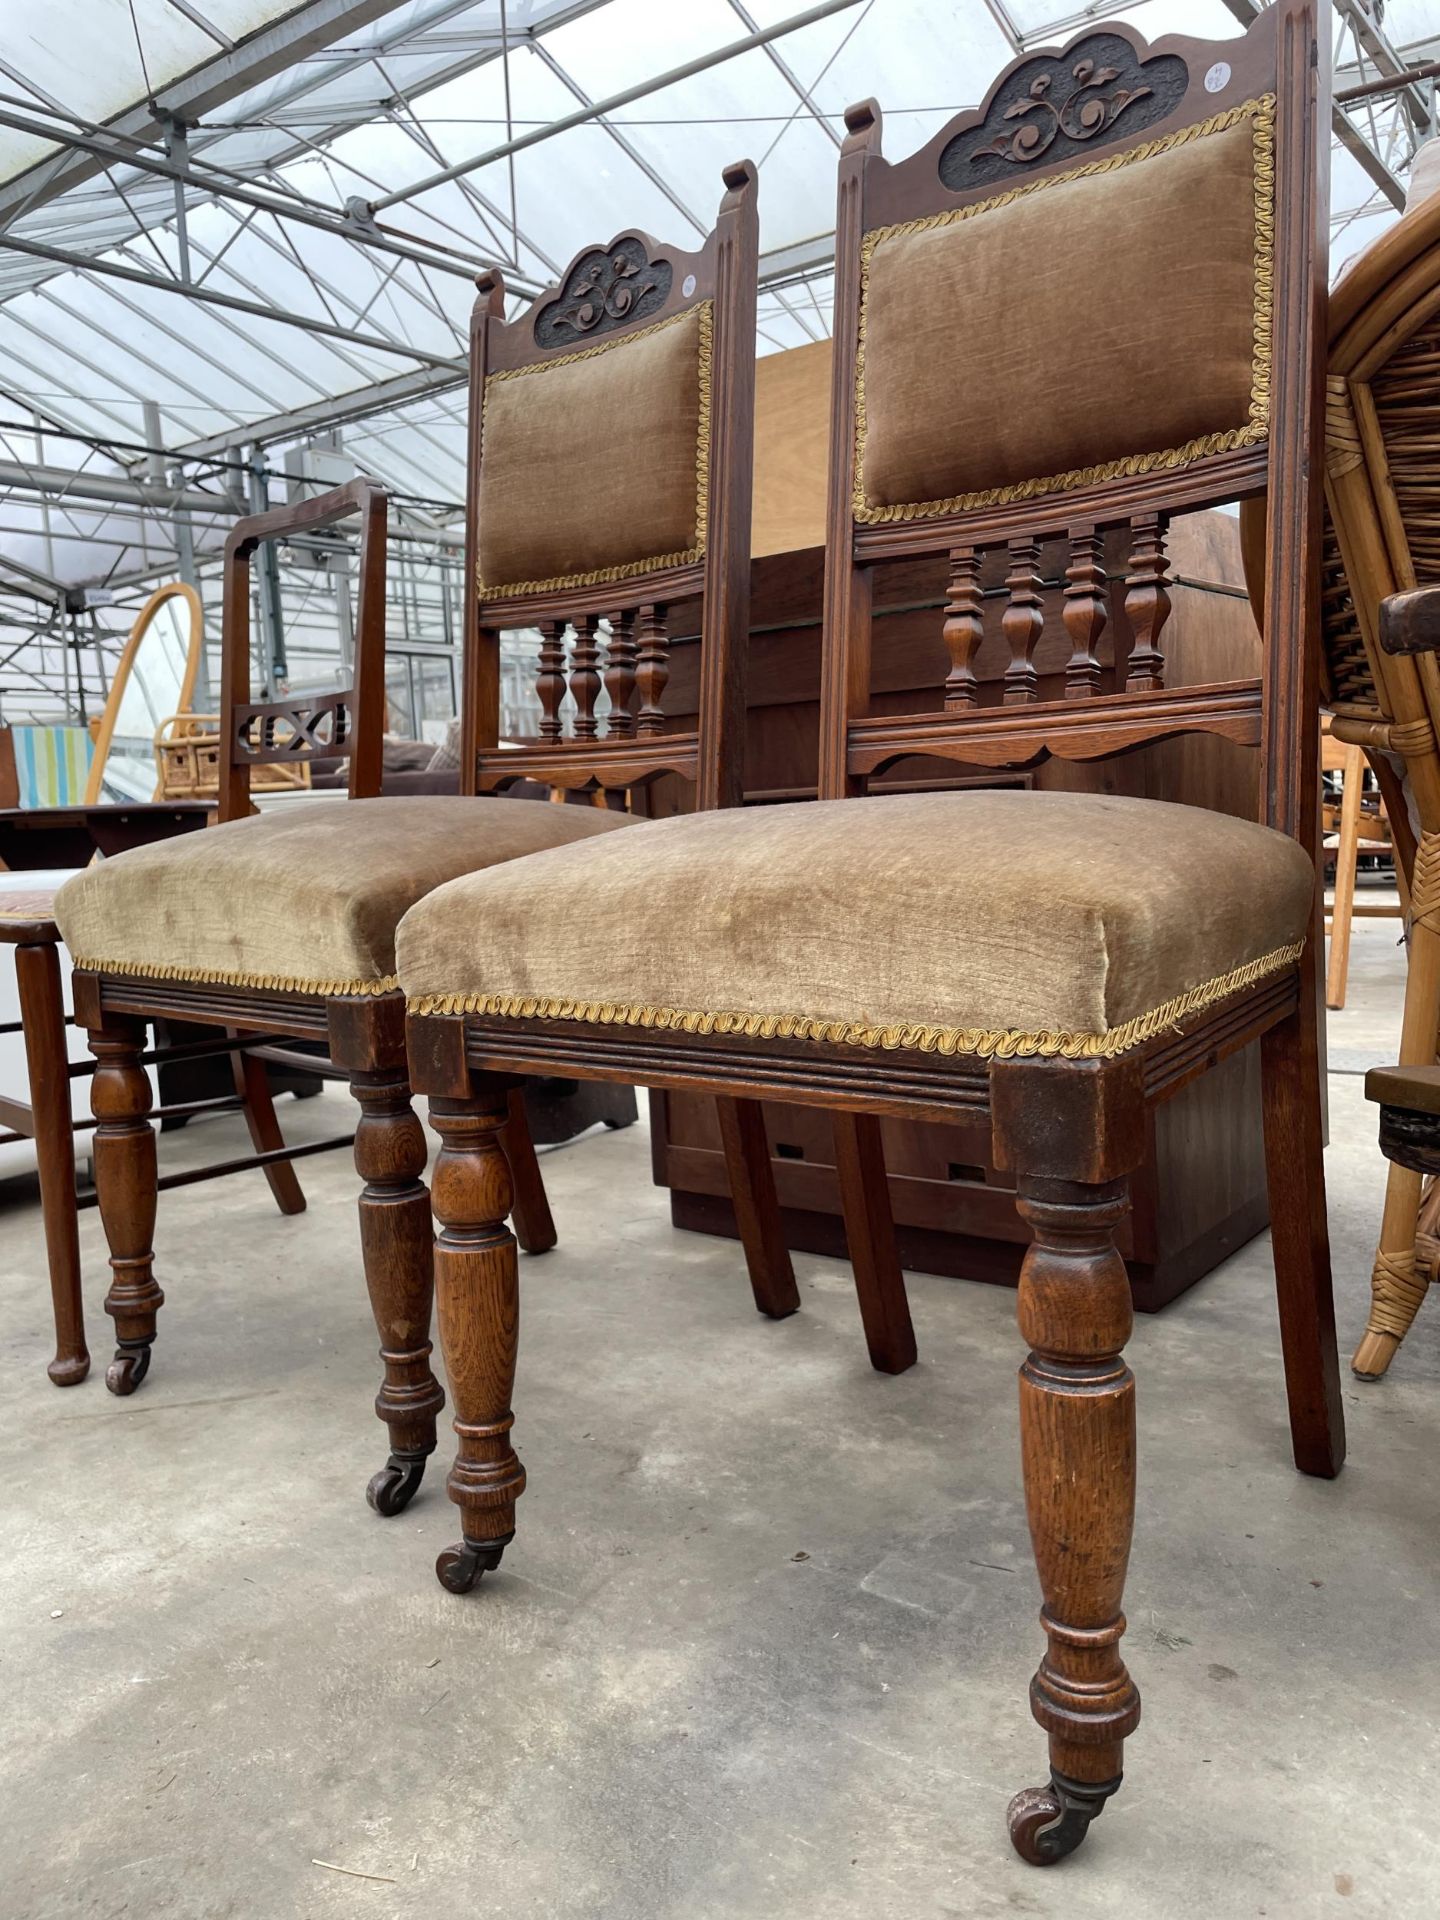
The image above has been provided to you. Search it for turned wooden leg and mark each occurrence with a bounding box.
[428,1081,526,1593]
[16,940,88,1385]
[232,1036,306,1216]
[718,1096,799,1319]
[833,1111,915,1372]
[1006,1172,1140,1865]
[503,1085,557,1256]
[991,1059,1145,1865]
[88,1015,162,1397]
[350,1067,445,1516]
[1260,984,1345,1476]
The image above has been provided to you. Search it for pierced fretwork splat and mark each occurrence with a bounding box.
[635,603,670,735]
[604,611,637,738]
[943,547,984,708]
[536,619,566,742]
[1002,538,1044,705]
[569,615,602,740]
[1123,512,1170,692]
[1063,526,1107,699]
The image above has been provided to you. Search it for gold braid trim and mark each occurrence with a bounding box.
[1366,1246,1429,1341]
[408,940,1305,1060]
[476,302,713,601]
[70,957,398,998]
[853,96,1276,524]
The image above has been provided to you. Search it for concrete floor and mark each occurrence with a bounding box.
[2,910,1438,1919]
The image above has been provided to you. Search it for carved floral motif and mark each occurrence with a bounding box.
[976,59,1151,166]
[939,34,1188,183]
[534,237,673,347]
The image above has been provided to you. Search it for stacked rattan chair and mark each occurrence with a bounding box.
[1304,187,1440,1377]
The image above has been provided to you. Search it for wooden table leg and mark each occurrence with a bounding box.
[15,939,89,1385]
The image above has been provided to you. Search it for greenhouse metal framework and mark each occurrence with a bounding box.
[0,0,1438,730]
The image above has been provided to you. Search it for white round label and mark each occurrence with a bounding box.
[1204,61,1231,94]
[682,273,696,297]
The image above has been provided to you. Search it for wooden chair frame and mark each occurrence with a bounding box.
[67,477,555,1520]
[404,6,1342,1868]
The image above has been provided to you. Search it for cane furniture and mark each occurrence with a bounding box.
[1293,185,1440,1375]
[53,477,627,1517]
[399,6,1342,1867]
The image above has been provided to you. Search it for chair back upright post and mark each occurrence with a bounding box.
[217,476,390,823]
[459,162,759,812]
[817,0,1327,864]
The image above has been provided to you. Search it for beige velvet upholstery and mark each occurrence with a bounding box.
[477,305,707,595]
[54,795,634,995]
[397,791,1313,1057]
[859,109,1266,517]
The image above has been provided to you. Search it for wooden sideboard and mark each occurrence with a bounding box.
[644,340,1268,1313]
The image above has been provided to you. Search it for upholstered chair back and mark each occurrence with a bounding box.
[461,163,759,812]
[856,88,1269,522]
[818,3,1325,861]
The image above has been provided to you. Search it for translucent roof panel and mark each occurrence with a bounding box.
[3,0,1440,604]
[0,0,307,181]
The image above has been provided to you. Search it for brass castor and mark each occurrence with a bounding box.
[366,1451,429,1518]
[48,1352,91,1387]
[1006,1772,1121,1865]
[105,1342,151,1396]
[435,1532,514,1594]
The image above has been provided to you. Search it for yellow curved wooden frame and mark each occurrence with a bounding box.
[84,580,203,804]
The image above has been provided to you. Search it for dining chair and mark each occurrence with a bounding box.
[444,159,795,1328]
[53,478,632,1517]
[397,3,1342,1867]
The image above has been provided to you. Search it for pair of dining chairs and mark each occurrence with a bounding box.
[58,0,1341,1867]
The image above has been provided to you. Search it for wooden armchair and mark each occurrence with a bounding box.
[53,478,630,1517]
[399,3,1341,1866]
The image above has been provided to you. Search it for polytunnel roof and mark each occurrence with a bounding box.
[3,0,1440,597]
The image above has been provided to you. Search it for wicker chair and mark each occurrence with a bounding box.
[1276,189,1440,1377]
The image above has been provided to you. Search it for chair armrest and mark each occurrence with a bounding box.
[1367,1065,1440,1176]
[1366,1064,1440,1110]
[1378,586,1440,656]
[222,475,386,562]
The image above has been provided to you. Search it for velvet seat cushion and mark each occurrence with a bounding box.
[398,791,1314,1059]
[54,795,633,997]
